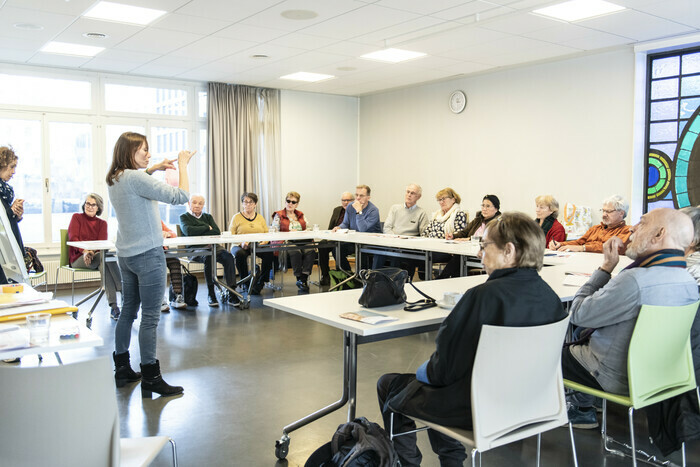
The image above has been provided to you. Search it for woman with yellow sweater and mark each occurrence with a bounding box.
[229,192,273,295]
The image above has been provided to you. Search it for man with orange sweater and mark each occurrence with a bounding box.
[549,195,631,253]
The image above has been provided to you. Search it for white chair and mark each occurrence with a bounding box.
[391,316,577,467]
[0,355,177,467]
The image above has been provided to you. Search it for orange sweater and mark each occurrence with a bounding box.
[560,221,631,253]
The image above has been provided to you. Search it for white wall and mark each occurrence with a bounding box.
[280,90,359,227]
[359,49,638,227]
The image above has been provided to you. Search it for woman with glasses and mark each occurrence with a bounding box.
[534,194,566,245]
[68,193,123,320]
[449,194,501,241]
[421,187,467,239]
[271,191,316,292]
[229,192,274,295]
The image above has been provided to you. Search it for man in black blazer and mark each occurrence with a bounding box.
[318,192,354,285]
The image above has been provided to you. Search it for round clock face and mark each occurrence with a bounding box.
[449,90,467,114]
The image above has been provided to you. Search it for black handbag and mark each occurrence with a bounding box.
[358,268,407,308]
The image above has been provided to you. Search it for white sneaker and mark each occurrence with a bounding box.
[160,298,170,312]
[170,294,187,309]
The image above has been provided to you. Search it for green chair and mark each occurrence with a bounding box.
[565,301,700,467]
[53,229,97,305]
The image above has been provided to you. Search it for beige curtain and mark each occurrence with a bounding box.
[207,83,281,229]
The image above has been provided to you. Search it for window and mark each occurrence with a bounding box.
[0,65,206,248]
[644,47,700,211]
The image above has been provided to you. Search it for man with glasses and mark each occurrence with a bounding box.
[373,184,429,268]
[549,194,631,253]
[318,192,354,285]
[332,185,382,271]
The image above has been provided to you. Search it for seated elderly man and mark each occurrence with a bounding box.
[179,194,238,307]
[332,184,382,271]
[565,208,699,429]
[318,192,354,285]
[373,183,429,269]
[549,195,631,253]
[377,212,567,466]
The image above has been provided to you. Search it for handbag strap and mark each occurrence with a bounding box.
[403,277,437,312]
[359,269,405,300]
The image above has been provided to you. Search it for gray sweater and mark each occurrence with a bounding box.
[570,266,699,394]
[382,203,429,236]
[107,169,189,257]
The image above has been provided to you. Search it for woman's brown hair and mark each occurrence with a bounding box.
[106,132,147,186]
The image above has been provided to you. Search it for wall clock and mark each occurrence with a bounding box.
[449,90,467,114]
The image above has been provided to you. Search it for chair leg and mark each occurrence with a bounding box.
[53,267,59,297]
[168,437,178,467]
[536,433,541,467]
[471,448,478,467]
[568,422,579,467]
[682,441,687,467]
[628,407,637,467]
[70,270,75,305]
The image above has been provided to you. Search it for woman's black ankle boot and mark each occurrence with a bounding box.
[140,359,184,399]
[113,351,141,388]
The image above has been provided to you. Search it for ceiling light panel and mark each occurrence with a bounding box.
[83,1,167,26]
[40,41,105,57]
[533,0,625,22]
[360,48,426,63]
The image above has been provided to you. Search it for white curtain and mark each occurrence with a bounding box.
[207,82,281,228]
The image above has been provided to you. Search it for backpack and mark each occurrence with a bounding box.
[305,417,399,467]
[182,272,198,306]
[24,247,43,273]
[328,269,360,291]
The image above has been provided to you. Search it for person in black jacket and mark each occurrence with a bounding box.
[377,212,567,467]
[0,146,24,283]
[317,191,354,285]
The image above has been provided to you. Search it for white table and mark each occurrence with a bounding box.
[264,265,583,458]
[66,240,118,326]
[0,311,103,363]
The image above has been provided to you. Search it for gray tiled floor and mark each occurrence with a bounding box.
[40,271,699,466]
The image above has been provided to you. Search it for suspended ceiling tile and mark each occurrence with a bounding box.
[479,11,564,35]
[130,62,191,77]
[4,0,95,16]
[301,4,420,40]
[239,0,363,32]
[522,23,605,43]
[95,49,161,65]
[0,48,35,63]
[578,9,694,42]
[432,2,511,23]
[482,43,581,67]
[151,13,232,35]
[352,16,447,46]
[214,23,289,43]
[269,32,339,50]
[114,28,205,55]
[402,26,508,55]
[636,0,700,30]
[0,6,76,41]
[27,52,92,68]
[373,0,477,15]
[52,18,144,48]
[316,40,377,57]
[173,0,282,22]
[168,36,259,61]
[79,57,143,73]
[560,31,633,51]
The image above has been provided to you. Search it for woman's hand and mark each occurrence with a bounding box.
[83,250,94,266]
[147,158,176,174]
[445,232,454,240]
[11,199,23,219]
[177,150,197,168]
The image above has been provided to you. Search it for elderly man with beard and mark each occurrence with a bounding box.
[564,208,699,429]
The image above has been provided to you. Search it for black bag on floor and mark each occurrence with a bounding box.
[183,272,198,306]
[305,417,399,467]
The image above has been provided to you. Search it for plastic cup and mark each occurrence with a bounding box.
[26,313,51,345]
[442,292,463,306]
[313,224,319,232]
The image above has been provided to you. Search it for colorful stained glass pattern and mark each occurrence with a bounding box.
[646,47,700,212]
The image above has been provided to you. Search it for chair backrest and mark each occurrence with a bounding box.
[470,316,570,452]
[175,224,183,237]
[627,301,700,409]
[59,228,70,267]
[0,356,120,466]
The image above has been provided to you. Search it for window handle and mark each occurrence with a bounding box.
[45,178,49,193]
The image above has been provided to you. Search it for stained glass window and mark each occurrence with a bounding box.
[645,47,700,211]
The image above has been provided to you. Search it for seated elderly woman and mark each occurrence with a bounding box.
[377,212,567,466]
[229,192,274,295]
[420,188,467,278]
[68,193,122,320]
[271,191,316,292]
[439,194,501,278]
[535,194,566,245]
[681,206,700,283]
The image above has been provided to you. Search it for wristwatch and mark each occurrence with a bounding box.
[358,211,363,215]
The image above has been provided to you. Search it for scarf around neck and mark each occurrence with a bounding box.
[538,214,556,236]
[624,248,687,270]
[0,179,14,208]
[434,203,461,235]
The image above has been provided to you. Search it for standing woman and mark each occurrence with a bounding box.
[0,146,25,282]
[68,194,122,319]
[535,194,566,245]
[106,132,195,398]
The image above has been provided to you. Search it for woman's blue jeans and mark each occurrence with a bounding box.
[115,247,166,365]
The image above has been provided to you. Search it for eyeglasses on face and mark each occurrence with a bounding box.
[242,200,256,205]
[285,199,298,204]
[600,209,617,214]
[85,202,98,208]
[341,198,354,202]
[437,197,452,202]
[479,241,496,251]
[355,193,367,198]
[481,204,494,209]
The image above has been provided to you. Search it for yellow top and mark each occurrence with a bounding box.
[228,212,268,234]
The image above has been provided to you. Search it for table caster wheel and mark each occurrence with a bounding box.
[86,318,92,329]
[275,437,289,460]
[241,301,250,310]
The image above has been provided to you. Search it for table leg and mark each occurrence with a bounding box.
[276,330,357,459]
[84,252,108,327]
[210,243,246,307]
[425,252,432,281]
